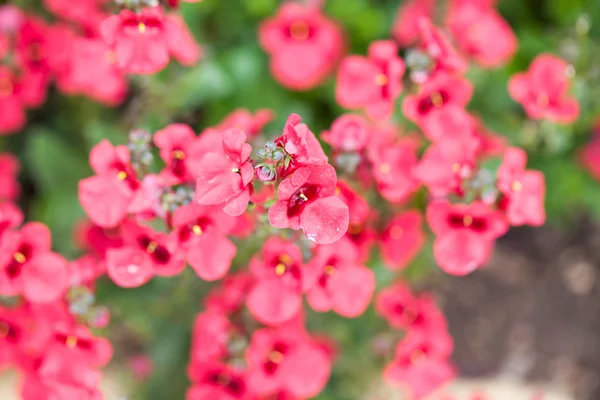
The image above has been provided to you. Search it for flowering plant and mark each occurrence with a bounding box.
[2,0,600,399]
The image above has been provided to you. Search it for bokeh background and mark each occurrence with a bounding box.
[3,0,600,399]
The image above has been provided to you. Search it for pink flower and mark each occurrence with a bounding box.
[246,237,305,325]
[189,310,231,368]
[392,0,436,46]
[154,124,205,183]
[0,66,26,134]
[384,329,456,399]
[376,283,448,332]
[497,147,546,226]
[268,164,349,244]
[246,327,331,398]
[259,3,344,90]
[304,238,375,317]
[321,114,371,153]
[275,114,328,171]
[381,210,425,270]
[50,323,112,367]
[508,53,579,124]
[0,152,21,200]
[187,365,248,400]
[78,139,140,228]
[105,220,185,287]
[173,203,237,281]
[100,7,200,74]
[335,180,370,227]
[417,18,467,77]
[55,37,127,106]
[0,202,23,238]
[447,2,517,68]
[368,138,420,203]
[336,40,405,119]
[0,222,68,303]
[43,0,107,32]
[195,128,254,216]
[402,73,473,128]
[216,108,274,140]
[427,200,508,275]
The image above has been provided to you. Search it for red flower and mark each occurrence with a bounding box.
[304,238,375,317]
[78,139,140,228]
[447,1,517,68]
[508,53,579,124]
[55,36,127,106]
[246,327,331,398]
[154,124,206,183]
[414,132,480,197]
[427,200,508,275]
[268,164,349,244]
[402,73,473,128]
[376,283,448,332]
[216,108,274,140]
[337,40,405,119]
[384,329,455,399]
[100,7,201,74]
[417,18,467,77]
[246,237,305,325]
[173,203,237,281]
[321,114,371,153]
[275,114,328,171]
[381,210,425,270]
[195,128,254,216]
[259,3,344,90]
[0,152,21,200]
[368,138,420,203]
[0,222,68,303]
[392,0,436,46]
[106,220,185,287]
[497,147,546,226]
[187,365,248,400]
[0,66,26,134]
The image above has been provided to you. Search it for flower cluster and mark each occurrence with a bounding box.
[1,0,585,399]
[0,1,201,135]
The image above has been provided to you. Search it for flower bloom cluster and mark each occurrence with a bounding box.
[0,1,201,135]
[0,0,583,399]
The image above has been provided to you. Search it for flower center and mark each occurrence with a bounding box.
[268,350,284,364]
[105,50,117,65]
[348,223,362,235]
[146,241,158,254]
[26,43,44,62]
[511,180,522,192]
[410,349,426,364]
[430,91,444,108]
[275,263,286,276]
[375,73,388,86]
[289,21,309,41]
[192,225,203,236]
[117,171,128,180]
[452,163,461,173]
[13,252,26,264]
[138,22,146,34]
[463,215,473,227]
[379,163,391,174]
[172,149,186,160]
[324,265,336,276]
[65,335,78,349]
[232,168,240,173]
[0,322,8,339]
[287,184,320,218]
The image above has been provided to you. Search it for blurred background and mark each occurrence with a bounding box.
[3,0,600,399]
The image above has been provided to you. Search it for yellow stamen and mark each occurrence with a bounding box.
[463,215,473,227]
[172,149,186,160]
[511,181,523,192]
[146,241,158,254]
[138,22,146,34]
[375,74,388,86]
[65,335,78,349]
[299,193,308,201]
[192,225,203,236]
[14,252,26,264]
[335,186,341,196]
[232,168,240,173]
[410,349,425,364]
[268,350,284,364]
[117,171,127,180]
[324,265,336,276]
[289,21,309,41]
[275,263,286,276]
[279,253,293,265]
[431,92,444,108]
[452,163,461,173]
[379,163,391,174]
